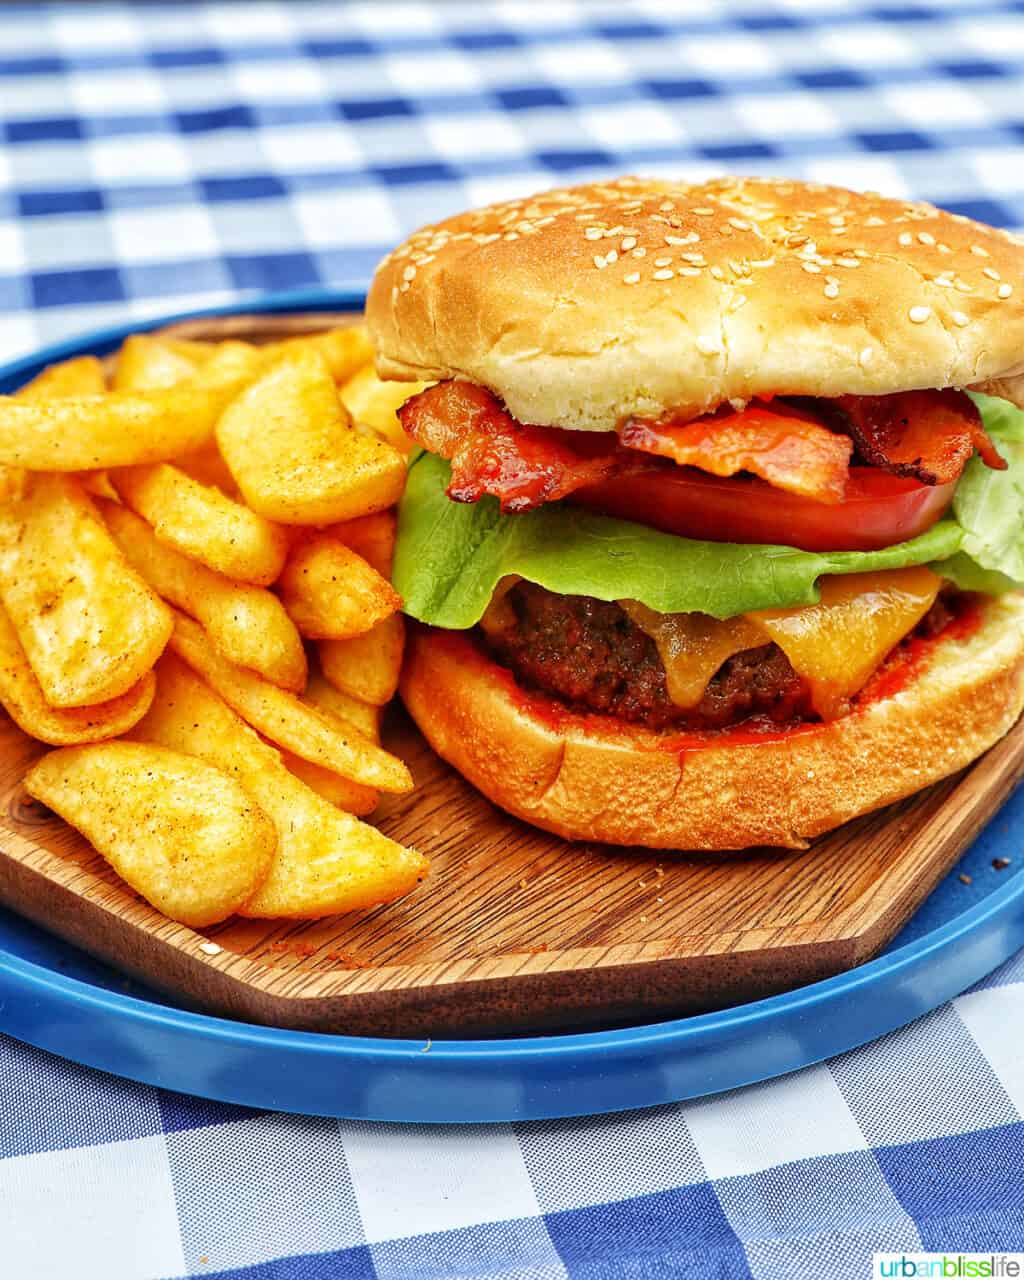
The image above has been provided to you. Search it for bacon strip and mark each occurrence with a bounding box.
[399,381,1005,515]
[619,406,853,504]
[399,381,622,512]
[831,389,1006,485]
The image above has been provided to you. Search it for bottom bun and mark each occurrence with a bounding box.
[400,594,1024,850]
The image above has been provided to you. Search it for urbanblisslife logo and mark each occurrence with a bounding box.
[874,1256,1024,1278]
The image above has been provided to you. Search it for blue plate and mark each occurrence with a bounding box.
[0,290,1022,1124]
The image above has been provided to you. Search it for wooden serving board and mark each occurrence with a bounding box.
[0,311,1021,1040]
[1,708,1023,1038]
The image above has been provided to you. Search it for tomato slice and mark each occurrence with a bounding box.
[569,465,956,552]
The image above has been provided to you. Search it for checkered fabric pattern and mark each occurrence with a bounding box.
[2,1,1024,1276]
[2,955,1023,1278]
[3,0,1024,359]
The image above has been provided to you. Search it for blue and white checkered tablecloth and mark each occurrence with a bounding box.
[2,1,1024,1276]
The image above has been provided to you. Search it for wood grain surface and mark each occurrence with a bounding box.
[0,312,1019,1039]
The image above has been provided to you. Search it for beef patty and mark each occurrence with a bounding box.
[482,582,812,731]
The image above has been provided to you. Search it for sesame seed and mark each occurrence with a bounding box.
[632,247,646,258]
[998,283,1013,298]
[681,252,704,264]
[937,242,952,254]
[898,232,913,246]
[692,207,715,217]
[728,217,750,231]
[859,347,873,367]
[677,266,701,277]
[951,310,970,326]
[584,227,603,240]
[824,281,839,298]
[199,941,222,956]
[654,257,673,267]
[955,279,974,293]
[709,265,725,280]
[835,256,860,268]
[970,244,990,257]
[652,268,673,281]
[802,261,822,274]
[908,305,931,323]
[918,231,935,246]
[593,254,606,270]
[605,249,618,264]
[623,271,641,285]
[402,265,416,282]
[865,215,885,227]
[983,266,1001,281]
[621,236,637,251]
[503,232,519,241]
[399,281,409,293]
[729,293,747,311]
[828,214,846,226]
[696,335,720,355]
[659,200,675,212]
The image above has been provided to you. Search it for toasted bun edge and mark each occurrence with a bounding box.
[400,594,1024,849]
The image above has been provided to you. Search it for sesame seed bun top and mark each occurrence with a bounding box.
[366,176,1024,432]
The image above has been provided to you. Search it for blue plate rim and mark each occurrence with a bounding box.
[1,287,1022,1122]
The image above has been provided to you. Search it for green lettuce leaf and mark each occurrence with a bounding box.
[395,450,963,627]
[932,392,1024,592]
[394,394,1024,629]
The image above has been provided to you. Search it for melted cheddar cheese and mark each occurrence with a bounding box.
[619,601,765,709]
[622,566,941,719]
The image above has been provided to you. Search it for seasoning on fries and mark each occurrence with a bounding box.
[3,323,424,927]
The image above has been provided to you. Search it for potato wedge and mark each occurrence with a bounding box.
[113,334,200,391]
[133,656,425,916]
[0,356,110,502]
[339,364,427,453]
[169,611,411,793]
[325,511,396,578]
[0,388,222,471]
[110,463,289,585]
[0,342,261,471]
[160,328,369,382]
[25,741,276,927]
[279,534,401,640]
[0,475,172,707]
[165,337,217,363]
[319,613,405,707]
[174,443,240,495]
[303,668,380,743]
[277,749,378,816]
[0,604,155,744]
[100,499,306,692]
[17,355,106,400]
[216,348,406,525]
[261,325,373,384]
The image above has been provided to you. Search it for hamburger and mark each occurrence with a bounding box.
[366,176,1024,850]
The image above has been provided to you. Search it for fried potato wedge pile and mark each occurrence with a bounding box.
[4,323,425,927]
